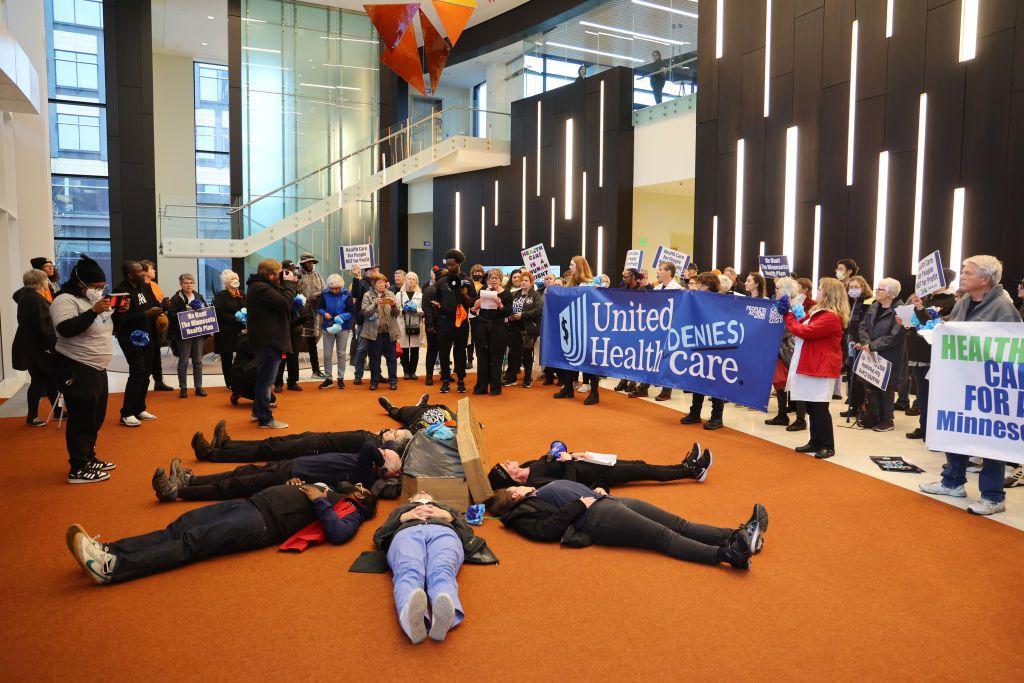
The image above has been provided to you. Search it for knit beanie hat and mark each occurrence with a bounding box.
[72,255,106,284]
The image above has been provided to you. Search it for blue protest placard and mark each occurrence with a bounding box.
[540,286,785,410]
[176,306,219,340]
[340,243,375,270]
[652,246,691,272]
[758,255,791,278]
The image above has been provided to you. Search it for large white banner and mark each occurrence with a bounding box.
[926,321,1024,464]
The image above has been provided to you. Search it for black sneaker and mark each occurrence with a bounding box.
[785,419,807,432]
[68,467,110,484]
[814,448,836,459]
[312,371,326,380]
[905,428,925,440]
[703,418,724,431]
[337,379,345,389]
[87,458,116,472]
[416,393,429,408]
[612,379,630,392]
[894,398,910,412]
[472,386,488,395]
[680,413,701,425]
[27,417,46,427]
[319,379,332,389]
[378,396,395,412]
[389,381,398,391]
[691,449,713,483]
[456,381,467,394]
[153,383,174,392]
[369,381,378,391]
[682,442,702,467]
[764,414,789,426]
[553,385,574,399]
[583,389,599,405]
[542,376,555,386]
[523,378,533,388]
[353,378,363,386]
[440,381,450,394]
[741,503,768,553]
[287,384,303,392]
[719,529,753,569]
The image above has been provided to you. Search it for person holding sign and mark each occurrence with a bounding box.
[855,278,906,432]
[903,268,957,440]
[554,256,602,405]
[168,273,210,400]
[679,273,727,429]
[629,263,682,401]
[471,269,513,396]
[506,271,543,388]
[777,278,850,460]
[112,261,163,427]
[919,255,1023,515]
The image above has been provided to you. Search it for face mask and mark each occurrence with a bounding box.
[835,270,846,280]
[229,280,240,289]
[473,274,484,282]
[85,287,105,304]
[848,288,862,299]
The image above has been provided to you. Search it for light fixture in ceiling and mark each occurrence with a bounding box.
[544,41,643,63]
[631,0,698,20]
[578,20,687,47]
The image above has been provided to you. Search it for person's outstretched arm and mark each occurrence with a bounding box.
[301,485,364,545]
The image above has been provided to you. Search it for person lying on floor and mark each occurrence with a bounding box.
[487,441,712,492]
[190,419,413,463]
[151,441,402,502]
[377,394,456,434]
[486,480,767,570]
[372,491,488,644]
[66,482,377,584]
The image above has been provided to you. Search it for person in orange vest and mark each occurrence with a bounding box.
[30,257,59,302]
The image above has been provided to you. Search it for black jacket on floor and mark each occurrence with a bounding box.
[500,496,592,547]
[245,274,298,353]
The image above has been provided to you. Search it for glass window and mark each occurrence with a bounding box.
[54,49,98,90]
[52,176,110,239]
[55,238,112,285]
[56,108,101,152]
[472,81,487,137]
[53,0,103,28]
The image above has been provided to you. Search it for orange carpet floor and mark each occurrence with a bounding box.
[1,379,1022,681]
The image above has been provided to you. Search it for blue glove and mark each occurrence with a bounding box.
[130,329,150,348]
[909,312,922,328]
[234,308,247,324]
[465,504,485,526]
[293,294,307,310]
[775,294,791,317]
[403,300,418,312]
[326,323,343,334]
[189,299,204,310]
[791,303,806,320]
[921,318,939,330]
[339,312,352,323]
[368,313,378,322]
[425,422,454,441]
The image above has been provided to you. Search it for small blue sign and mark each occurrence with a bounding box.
[176,306,219,339]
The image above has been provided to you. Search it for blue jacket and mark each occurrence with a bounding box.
[317,288,356,330]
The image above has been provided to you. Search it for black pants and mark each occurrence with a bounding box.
[522,337,537,379]
[468,318,480,365]
[26,362,58,421]
[868,386,896,422]
[437,320,469,381]
[118,337,152,419]
[651,76,666,104]
[307,339,321,375]
[151,338,166,385]
[474,321,508,392]
[914,364,931,432]
[581,497,732,565]
[369,333,398,383]
[180,461,293,500]
[424,330,439,379]
[587,460,699,487]
[55,353,108,471]
[848,376,867,415]
[108,500,272,582]
[805,401,834,448]
[776,391,806,420]
[400,344,420,377]
[207,430,371,463]
[506,327,524,381]
[689,393,724,421]
[557,370,599,390]
[220,349,235,389]
[275,352,300,387]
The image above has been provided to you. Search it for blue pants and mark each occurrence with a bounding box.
[352,333,370,381]
[941,453,1006,504]
[386,525,465,628]
[254,346,282,426]
[369,333,398,383]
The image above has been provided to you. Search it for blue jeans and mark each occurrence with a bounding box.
[386,524,465,628]
[369,333,398,383]
[941,454,1006,503]
[254,346,282,425]
[352,330,370,381]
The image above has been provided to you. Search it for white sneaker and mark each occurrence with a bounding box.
[68,526,115,584]
[136,411,157,421]
[399,588,429,644]
[967,498,1006,515]
[259,420,289,429]
[249,412,259,422]
[1004,465,1024,489]
[120,415,141,427]
[919,481,967,498]
[429,593,457,642]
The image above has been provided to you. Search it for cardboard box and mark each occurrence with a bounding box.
[399,397,494,510]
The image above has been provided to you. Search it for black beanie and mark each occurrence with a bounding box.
[72,255,106,284]
[488,463,516,490]
[30,257,52,270]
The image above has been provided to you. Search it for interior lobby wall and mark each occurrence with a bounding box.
[632,190,694,269]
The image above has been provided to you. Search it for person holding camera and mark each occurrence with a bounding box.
[425,249,478,394]
[112,261,163,425]
[274,260,306,392]
[50,256,126,483]
[246,259,298,429]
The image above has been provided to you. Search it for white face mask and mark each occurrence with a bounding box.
[835,269,846,280]
[848,287,862,299]
[85,287,105,304]
[229,280,240,289]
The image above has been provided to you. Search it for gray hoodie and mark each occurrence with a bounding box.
[947,284,1023,323]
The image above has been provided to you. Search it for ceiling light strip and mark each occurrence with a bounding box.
[783,126,798,267]
[846,20,859,186]
[734,139,745,271]
[544,41,644,63]
[873,151,890,284]
[565,118,574,220]
[959,0,978,61]
[763,0,772,117]
[716,0,724,59]
[812,205,822,285]
[578,20,687,46]
[911,93,927,275]
[632,0,699,20]
[949,188,966,289]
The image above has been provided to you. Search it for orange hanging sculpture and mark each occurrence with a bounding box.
[432,0,475,47]
[420,7,451,94]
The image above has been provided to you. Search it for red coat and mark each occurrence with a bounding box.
[784,309,843,378]
[278,500,357,552]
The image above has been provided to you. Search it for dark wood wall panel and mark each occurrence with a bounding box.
[695,0,1023,290]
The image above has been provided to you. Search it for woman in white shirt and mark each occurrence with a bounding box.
[396,271,423,380]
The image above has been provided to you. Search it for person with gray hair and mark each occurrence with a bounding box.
[854,276,905,432]
[920,255,1023,515]
[12,269,59,427]
[316,273,355,389]
[168,273,209,399]
[213,269,245,391]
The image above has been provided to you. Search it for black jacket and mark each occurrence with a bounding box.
[111,280,159,340]
[511,288,543,337]
[12,287,56,371]
[351,275,374,324]
[500,495,592,548]
[522,458,615,491]
[476,288,513,323]
[373,502,493,563]
[213,288,246,353]
[907,292,956,363]
[245,274,298,353]
[168,290,210,342]
[421,283,438,331]
[858,300,907,366]
[425,270,478,323]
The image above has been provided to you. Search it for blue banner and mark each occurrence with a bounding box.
[540,287,786,411]
[176,306,219,339]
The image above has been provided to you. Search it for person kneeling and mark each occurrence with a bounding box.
[487,480,766,569]
[372,491,488,644]
[66,482,376,584]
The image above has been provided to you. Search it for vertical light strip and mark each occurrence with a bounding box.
[481,206,486,250]
[733,139,745,270]
[873,151,890,284]
[597,226,604,276]
[564,118,574,220]
[550,197,556,247]
[886,0,894,38]
[581,171,588,260]
[711,216,719,270]
[812,205,822,285]
[715,0,724,59]
[759,241,766,256]
[381,152,387,184]
[783,126,799,267]
[521,157,527,248]
[950,187,966,289]
[959,0,978,61]
[454,191,461,251]
[911,93,928,274]
[599,80,605,187]
[494,180,499,226]
[763,0,772,117]
[846,20,859,186]
[536,101,542,196]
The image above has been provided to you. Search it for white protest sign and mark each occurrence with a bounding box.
[340,243,375,270]
[853,349,893,391]
[915,250,947,298]
[521,243,551,277]
[624,249,644,271]
[926,321,1024,464]
[176,306,220,340]
[651,246,691,272]
[759,255,791,278]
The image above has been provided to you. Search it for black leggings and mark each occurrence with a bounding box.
[776,391,806,420]
[400,345,420,377]
[220,349,234,389]
[580,498,733,565]
[593,460,700,487]
[275,352,300,387]
[180,461,293,500]
[207,430,374,462]
[805,401,834,448]
[474,321,509,392]
[26,363,58,421]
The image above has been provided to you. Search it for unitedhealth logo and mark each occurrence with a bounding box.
[558,294,589,366]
